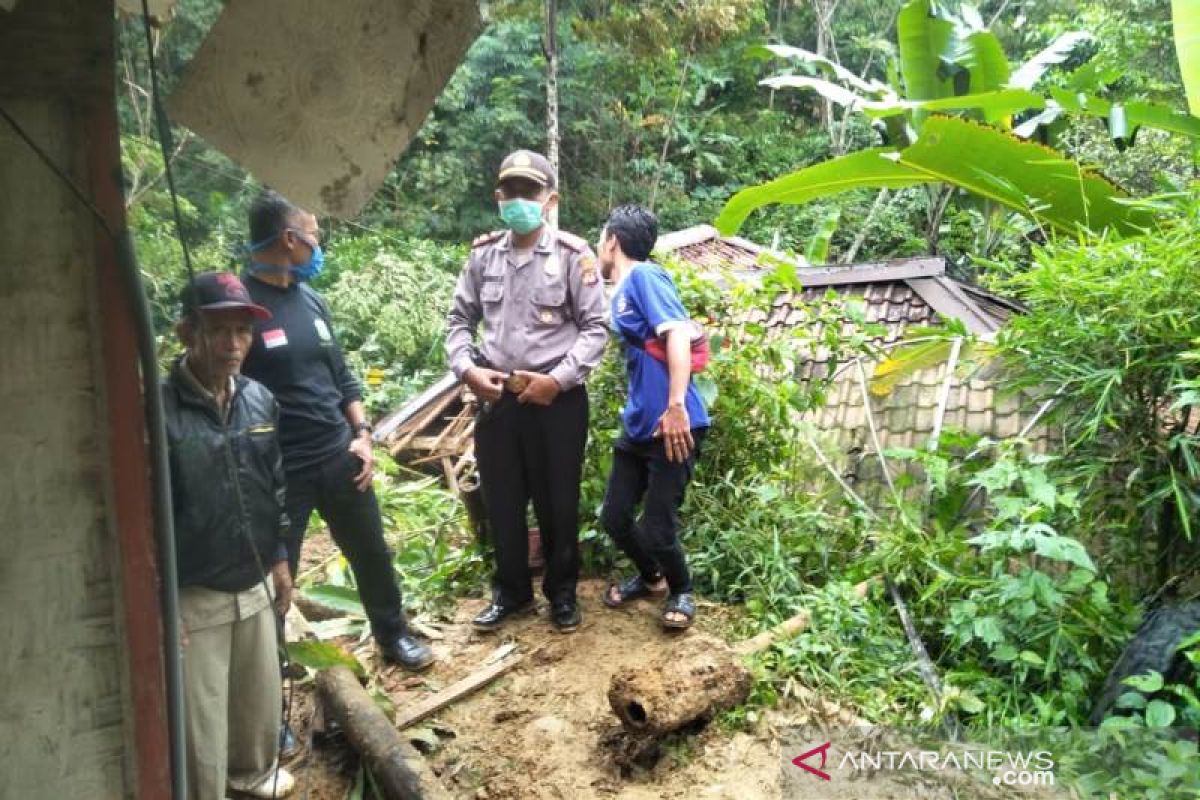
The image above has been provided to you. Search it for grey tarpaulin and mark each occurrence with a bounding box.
[166,0,481,218]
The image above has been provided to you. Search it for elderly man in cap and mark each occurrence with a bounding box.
[446,150,608,632]
[163,271,294,799]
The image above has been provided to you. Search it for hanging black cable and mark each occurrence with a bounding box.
[0,97,190,800]
[135,6,195,797]
[0,106,114,236]
[139,0,194,282]
[135,9,297,794]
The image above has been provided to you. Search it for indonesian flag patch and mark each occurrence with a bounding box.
[262,328,288,349]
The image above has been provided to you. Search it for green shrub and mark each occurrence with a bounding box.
[319,233,466,415]
[995,192,1200,586]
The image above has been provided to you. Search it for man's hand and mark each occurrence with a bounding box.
[464,366,506,403]
[654,402,694,462]
[271,561,293,617]
[348,433,375,492]
[515,371,561,406]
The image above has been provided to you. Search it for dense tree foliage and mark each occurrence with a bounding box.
[118,3,1200,796]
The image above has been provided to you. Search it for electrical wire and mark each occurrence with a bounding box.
[0,94,190,800]
[136,4,295,795]
[0,107,115,236]
[138,1,193,281]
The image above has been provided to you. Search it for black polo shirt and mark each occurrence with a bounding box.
[241,273,362,474]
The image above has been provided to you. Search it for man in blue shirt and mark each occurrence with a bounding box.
[597,205,710,628]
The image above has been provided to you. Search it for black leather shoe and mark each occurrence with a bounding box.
[472,599,534,631]
[550,601,582,632]
[378,633,434,671]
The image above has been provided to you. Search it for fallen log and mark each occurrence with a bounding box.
[607,578,874,736]
[317,666,450,800]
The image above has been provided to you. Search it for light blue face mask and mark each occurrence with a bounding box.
[247,229,325,282]
[498,198,546,235]
[287,230,325,282]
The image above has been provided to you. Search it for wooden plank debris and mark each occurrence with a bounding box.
[393,654,522,731]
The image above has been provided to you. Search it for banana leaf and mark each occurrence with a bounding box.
[716,116,1154,237]
[715,148,926,234]
[954,29,1010,94]
[763,75,1042,124]
[1008,32,1092,90]
[805,208,841,265]
[897,0,956,125]
[748,43,887,94]
[1173,0,1200,115]
[759,75,896,112]
[1047,90,1200,139]
[899,117,1153,235]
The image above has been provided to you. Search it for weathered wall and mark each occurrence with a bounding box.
[0,101,133,800]
[0,2,137,797]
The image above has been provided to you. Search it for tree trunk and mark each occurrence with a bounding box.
[811,0,841,145]
[317,666,450,800]
[842,188,890,263]
[768,0,788,110]
[544,0,560,228]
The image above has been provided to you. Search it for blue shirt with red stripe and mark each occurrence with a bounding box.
[611,262,710,442]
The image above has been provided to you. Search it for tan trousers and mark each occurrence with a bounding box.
[181,583,281,800]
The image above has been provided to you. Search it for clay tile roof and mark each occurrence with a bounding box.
[655,226,1009,337]
[655,225,1053,452]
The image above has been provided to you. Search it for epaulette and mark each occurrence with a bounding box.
[472,230,506,249]
[555,229,588,253]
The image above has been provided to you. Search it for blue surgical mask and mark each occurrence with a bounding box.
[289,231,325,282]
[246,230,325,282]
[498,199,546,235]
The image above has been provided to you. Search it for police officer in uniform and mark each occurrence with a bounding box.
[446,150,608,632]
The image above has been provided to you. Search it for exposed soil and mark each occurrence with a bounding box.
[283,533,1065,800]
[388,579,782,800]
[285,531,782,799]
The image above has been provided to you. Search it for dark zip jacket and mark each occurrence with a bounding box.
[163,358,289,592]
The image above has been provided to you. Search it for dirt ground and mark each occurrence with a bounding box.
[282,535,1065,800]
[284,532,785,799]
[388,579,783,800]
[283,579,783,799]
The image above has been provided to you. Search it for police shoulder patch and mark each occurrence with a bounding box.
[472,230,505,249]
[555,230,588,253]
[579,253,599,286]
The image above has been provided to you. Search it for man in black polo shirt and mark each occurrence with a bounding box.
[240,190,433,671]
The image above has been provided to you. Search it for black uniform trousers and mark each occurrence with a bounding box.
[600,428,706,595]
[283,448,406,643]
[474,385,589,607]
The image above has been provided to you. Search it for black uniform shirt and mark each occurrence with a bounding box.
[241,273,362,473]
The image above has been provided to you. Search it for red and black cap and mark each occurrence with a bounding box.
[180,271,272,320]
[496,149,556,189]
